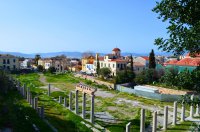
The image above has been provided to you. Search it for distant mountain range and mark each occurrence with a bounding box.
[0,51,172,58]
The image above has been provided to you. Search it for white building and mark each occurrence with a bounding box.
[20,59,31,69]
[93,48,128,76]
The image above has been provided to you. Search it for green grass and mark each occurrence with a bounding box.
[165,121,193,132]
[14,73,193,132]
[0,90,52,132]
[15,73,93,132]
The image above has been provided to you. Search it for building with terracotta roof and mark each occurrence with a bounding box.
[93,48,128,76]
[0,54,20,70]
[164,53,200,72]
[133,56,149,68]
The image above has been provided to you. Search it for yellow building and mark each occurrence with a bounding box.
[81,56,95,72]
[0,54,20,70]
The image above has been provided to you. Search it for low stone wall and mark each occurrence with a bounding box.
[116,85,182,102]
[75,74,115,89]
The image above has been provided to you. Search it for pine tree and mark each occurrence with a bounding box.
[149,49,156,69]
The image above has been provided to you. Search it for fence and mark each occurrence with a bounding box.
[116,85,182,102]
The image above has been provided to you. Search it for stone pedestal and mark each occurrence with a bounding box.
[48,83,51,96]
[181,104,185,122]
[64,97,67,107]
[29,93,32,105]
[152,111,157,132]
[59,96,62,104]
[140,109,145,132]
[163,106,168,130]
[190,105,194,118]
[34,97,38,110]
[69,92,72,110]
[23,84,26,98]
[195,104,200,116]
[90,94,95,124]
[173,101,177,125]
[40,106,44,119]
[126,122,131,132]
[82,93,86,119]
[75,90,79,114]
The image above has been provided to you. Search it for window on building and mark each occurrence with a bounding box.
[13,65,16,69]
[117,64,120,68]
[13,59,15,63]
[104,63,106,67]
[108,64,110,67]
[138,68,139,71]
[3,65,5,69]
[3,59,6,64]
[101,63,103,67]
[7,59,10,64]
[7,66,10,70]
[113,64,115,68]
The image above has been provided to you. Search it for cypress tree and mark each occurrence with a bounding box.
[130,54,134,72]
[96,55,100,75]
[149,49,156,69]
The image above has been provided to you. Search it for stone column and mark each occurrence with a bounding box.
[64,97,67,107]
[163,106,168,130]
[23,84,26,98]
[26,88,29,102]
[196,104,200,116]
[34,97,38,110]
[90,94,95,124]
[69,92,72,110]
[173,101,177,125]
[75,90,79,114]
[48,83,51,96]
[152,111,157,132]
[190,105,194,118]
[140,109,145,132]
[126,122,131,132]
[29,93,32,105]
[59,96,62,104]
[181,104,185,122]
[82,93,86,119]
[40,106,44,119]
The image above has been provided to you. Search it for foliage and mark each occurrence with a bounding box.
[130,55,134,72]
[48,66,56,74]
[99,67,111,78]
[115,70,135,84]
[152,0,200,55]
[96,54,100,75]
[176,69,192,89]
[191,66,200,93]
[34,54,41,66]
[135,69,159,84]
[37,65,44,72]
[160,68,178,86]
[149,49,156,69]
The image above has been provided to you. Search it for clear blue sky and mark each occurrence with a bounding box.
[0,0,168,54]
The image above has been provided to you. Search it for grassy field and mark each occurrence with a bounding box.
[0,90,52,132]
[14,73,194,132]
[15,73,92,132]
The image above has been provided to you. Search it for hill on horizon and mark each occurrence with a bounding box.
[0,51,172,58]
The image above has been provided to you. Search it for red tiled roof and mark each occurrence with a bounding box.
[98,57,104,61]
[165,58,200,66]
[112,48,121,51]
[109,59,127,62]
[141,56,149,60]
[133,62,145,67]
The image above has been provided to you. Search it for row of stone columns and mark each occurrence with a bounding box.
[14,80,45,119]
